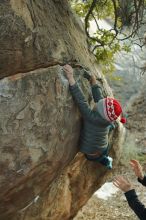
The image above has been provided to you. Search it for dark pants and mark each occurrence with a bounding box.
[85,145,112,169]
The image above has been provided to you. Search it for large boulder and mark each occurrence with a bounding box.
[0,1,124,219]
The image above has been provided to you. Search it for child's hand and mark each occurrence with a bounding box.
[113,176,133,193]
[90,74,97,85]
[63,64,75,86]
[63,64,74,79]
[83,72,97,85]
[130,159,144,180]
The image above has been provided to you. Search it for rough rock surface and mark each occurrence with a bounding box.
[0,0,91,79]
[0,1,124,220]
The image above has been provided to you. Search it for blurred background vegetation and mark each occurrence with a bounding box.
[70,0,146,74]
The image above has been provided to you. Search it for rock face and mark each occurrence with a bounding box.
[0,1,124,220]
[0,0,90,78]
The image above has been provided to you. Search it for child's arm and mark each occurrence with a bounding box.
[63,65,97,120]
[84,72,104,102]
[90,75,104,102]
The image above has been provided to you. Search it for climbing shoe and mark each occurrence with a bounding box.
[85,154,113,170]
[100,156,113,169]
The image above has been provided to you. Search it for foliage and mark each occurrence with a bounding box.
[70,0,146,74]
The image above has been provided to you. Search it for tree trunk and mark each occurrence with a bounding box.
[0,1,124,220]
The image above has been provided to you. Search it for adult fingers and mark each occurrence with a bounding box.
[130,159,140,166]
[113,181,120,188]
[115,176,125,181]
[113,177,124,185]
[130,159,138,162]
[115,176,130,185]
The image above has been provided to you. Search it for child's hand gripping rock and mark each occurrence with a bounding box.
[63,64,75,86]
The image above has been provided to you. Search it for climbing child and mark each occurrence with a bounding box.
[63,64,126,169]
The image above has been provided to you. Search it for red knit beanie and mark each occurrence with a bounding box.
[97,97,126,123]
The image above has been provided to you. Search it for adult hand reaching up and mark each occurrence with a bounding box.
[113,160,146,220]
[113,175,133,193]
[130,159,144,180]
